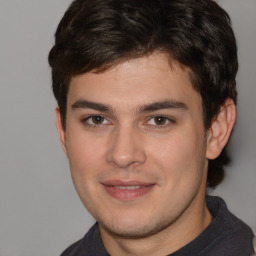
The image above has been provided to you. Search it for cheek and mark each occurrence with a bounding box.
[149,129,206,186]
[65,131,106,178]
[64,133,107,210]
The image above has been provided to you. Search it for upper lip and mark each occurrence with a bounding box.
[102,180,155,187]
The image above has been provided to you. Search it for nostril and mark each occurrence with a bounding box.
[106,128,146,167]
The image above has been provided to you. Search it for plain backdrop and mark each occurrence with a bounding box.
[0,0,255,255]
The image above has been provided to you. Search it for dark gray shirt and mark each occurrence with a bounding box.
[61,196,255,256]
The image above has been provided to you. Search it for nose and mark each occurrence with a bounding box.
[106,126,146,168]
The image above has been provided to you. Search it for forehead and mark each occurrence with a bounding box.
[67,53,200,110]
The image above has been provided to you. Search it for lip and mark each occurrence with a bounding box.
[101,180,155,201]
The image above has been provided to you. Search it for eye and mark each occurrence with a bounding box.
[146,116,174,127]
[83,115,111,126]
[89,116,105,124]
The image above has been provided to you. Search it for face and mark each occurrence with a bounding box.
[57,53,211,239]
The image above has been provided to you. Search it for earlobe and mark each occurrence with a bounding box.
[206,99,236,160]
[55,107,67,155]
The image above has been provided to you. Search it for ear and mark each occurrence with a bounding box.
[206,99,236,160]
[55,107,67,155]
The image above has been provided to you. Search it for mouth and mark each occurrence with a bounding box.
[101,180,155,201]
[113,185,146,190]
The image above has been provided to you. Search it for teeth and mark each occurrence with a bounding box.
[114,186,143,190]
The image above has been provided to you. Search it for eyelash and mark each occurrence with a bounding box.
[81,115,175,129]
[145,115,175,129]
[81,115,112,128]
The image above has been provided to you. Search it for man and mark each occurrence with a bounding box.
[48,0,255,255]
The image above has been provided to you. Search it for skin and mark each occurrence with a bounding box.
[56,53,236,256]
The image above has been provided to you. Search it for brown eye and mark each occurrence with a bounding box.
[84,115,111,126]
[153,116,167,125]
[146,115,174,128]
[91,116,104,124]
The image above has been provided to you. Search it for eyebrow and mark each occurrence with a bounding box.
[138,100,188,112]
[71,99,188,114]
[71,100,113,113]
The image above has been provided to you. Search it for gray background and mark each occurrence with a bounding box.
[0,0,255,255]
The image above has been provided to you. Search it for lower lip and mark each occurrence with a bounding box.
[103,185,155,201]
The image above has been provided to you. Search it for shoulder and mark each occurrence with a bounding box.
[60,238,83,256]
[60,223,109,256]
[205,196,255,256]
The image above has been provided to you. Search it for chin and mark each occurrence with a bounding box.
[98,214,174,239]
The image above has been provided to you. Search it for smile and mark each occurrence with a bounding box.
[113,186,146,190]
[102,181,155,201]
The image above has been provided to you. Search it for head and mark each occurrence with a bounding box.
[49,0,237,189]
[49,0,237,248]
